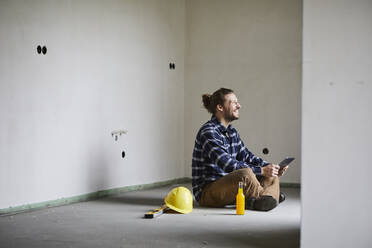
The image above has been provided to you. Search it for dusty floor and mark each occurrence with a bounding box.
[0,183,300,248]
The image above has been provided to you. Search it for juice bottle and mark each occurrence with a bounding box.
[236,181,245,215]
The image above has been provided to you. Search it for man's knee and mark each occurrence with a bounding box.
[234,168,262,198]
[235,168,255,180]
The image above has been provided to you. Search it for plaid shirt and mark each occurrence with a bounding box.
[192,116,269,202]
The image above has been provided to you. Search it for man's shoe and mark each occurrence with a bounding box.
[245,197,256,210]
[254,195,278,211]
[279,192,286,203]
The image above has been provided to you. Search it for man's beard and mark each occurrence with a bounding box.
[224,111,239,122]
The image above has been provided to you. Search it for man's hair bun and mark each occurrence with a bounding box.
[202,94,212,113]
[201,88,234,114]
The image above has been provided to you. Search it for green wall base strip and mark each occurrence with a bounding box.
[0,177,191,216]
[280,182,301,188]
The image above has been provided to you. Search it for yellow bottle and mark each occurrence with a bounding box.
[236,181,245,215]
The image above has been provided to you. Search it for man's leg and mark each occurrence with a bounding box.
[252,175,280,211]
[199,168,263,207]
[258,175,280,202]
[199,168,280,211]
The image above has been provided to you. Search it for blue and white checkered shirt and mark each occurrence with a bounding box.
[192,116,269,202]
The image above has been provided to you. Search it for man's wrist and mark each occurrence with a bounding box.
[251,166,262,175]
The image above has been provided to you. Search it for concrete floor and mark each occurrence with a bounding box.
[0,183,300,248]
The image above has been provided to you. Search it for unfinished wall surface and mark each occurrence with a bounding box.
[0,0,185,209]
[302,0,372,247]
[185,0,302,183]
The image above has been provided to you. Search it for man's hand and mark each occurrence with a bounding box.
[261,164,280,177]
[278,166,289,177]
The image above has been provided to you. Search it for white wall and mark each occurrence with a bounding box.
[302,0,372,247]
[0,0,185,209]
[185,0,302,183]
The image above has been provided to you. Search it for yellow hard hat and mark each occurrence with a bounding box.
[164,186,193,214]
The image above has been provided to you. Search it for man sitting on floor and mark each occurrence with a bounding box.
[192,88,287,211]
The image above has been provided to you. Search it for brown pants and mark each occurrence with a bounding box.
[199,168,280,207]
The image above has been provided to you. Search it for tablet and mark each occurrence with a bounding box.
[279,157,295,169]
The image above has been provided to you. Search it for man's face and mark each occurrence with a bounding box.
[222,93,241,122]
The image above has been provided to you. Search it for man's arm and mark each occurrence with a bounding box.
[236,134,287,177]
[243,147,281,177]
[236,134,268,175]
[200,129,246,173]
